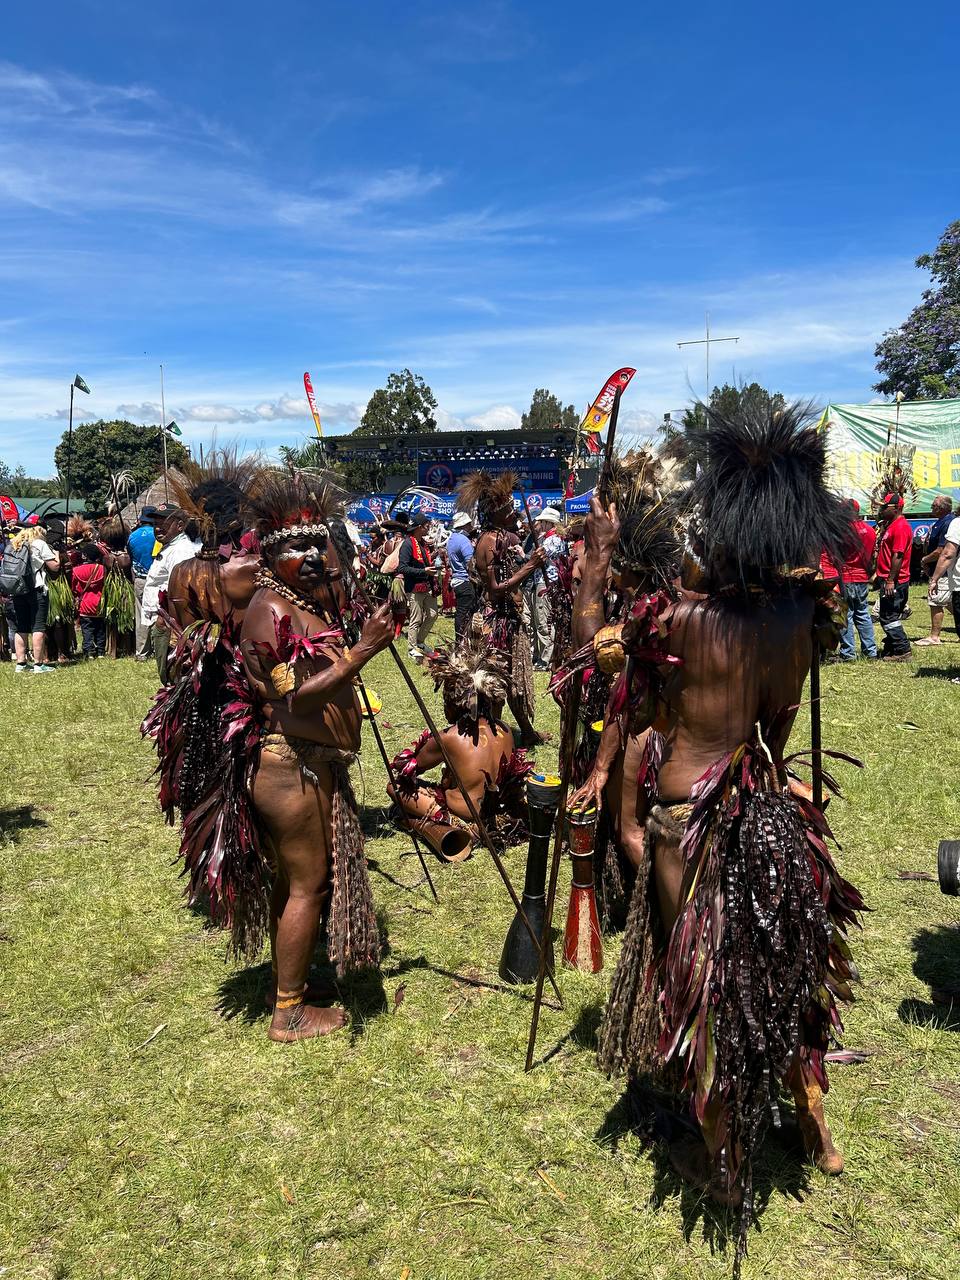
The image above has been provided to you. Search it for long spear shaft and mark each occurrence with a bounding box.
[64,381,75,520]
[809,636,823,812]
[357,673,439,901]
[329,594,438,902]
[331,526,563,1008]
[524,385,625,1071]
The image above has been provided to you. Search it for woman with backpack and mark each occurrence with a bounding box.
[71,542,107,659]
[0,525,60,673]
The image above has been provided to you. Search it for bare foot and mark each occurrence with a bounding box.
[268,1002,348,1043]
[797,1105,844,1175]
[667,1135,743,1208]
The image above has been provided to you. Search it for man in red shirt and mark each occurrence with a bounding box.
[874,492,913,661]
[837,499,878,661]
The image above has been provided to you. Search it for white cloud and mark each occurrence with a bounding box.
[464,404,522,432]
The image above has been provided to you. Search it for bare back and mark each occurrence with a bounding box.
[656,594,813,803]
[440,719,515,820]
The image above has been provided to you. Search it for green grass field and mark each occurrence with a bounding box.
[2,611,960,1280]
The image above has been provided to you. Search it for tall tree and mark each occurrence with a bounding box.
[355,369,438,437]
[52,420,190,505]
[874,219,960,399]
[521,388,579,433]
[0,459,59,497]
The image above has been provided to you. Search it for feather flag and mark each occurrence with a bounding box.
[303,372,323,439]
[580,367,635,434]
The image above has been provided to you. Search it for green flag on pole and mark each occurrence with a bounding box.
[74,374,90,394]
[165,420,182,436]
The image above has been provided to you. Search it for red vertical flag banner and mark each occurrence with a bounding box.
[303,372,323,439]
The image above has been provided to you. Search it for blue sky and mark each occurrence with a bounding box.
[1,0,958,475]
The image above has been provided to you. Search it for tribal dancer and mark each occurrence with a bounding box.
[456,470,545,747]
[571,404,863,1266]
[142,451,266,958]
[387,633,532,858]
[553,450,682,926]
[239,472,394,1041]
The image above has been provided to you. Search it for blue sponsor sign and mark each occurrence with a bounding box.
[348,491,564,525]
[418,457,562,490]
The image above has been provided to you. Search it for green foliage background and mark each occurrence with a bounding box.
[52,419,190,506]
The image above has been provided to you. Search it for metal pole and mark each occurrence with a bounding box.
[64,381,75,520]
[160,363,169,502]
[524,385,626,1070]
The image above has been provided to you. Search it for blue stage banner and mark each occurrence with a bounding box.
[564,489,593,514]
[418,457,562,490]
[348,490,565,525]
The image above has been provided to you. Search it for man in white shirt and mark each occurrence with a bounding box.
[140,504,201,681]
[929,515,960,659]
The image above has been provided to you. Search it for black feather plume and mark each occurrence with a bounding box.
[685,400,855,587]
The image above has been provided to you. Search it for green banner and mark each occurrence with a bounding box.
[822,398,960,510]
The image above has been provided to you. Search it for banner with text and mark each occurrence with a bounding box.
[417,456,562,490]
[823,399,960,509]
[348,490,564,525]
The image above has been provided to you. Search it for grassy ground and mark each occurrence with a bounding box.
[2,610,960,1280]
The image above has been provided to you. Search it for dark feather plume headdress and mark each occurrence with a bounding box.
[172,446,263,549]
[606,449,682,589]
[244,468,343,548]
[426,632,508,726]
[456,470,517,529]
[684,400,855,587]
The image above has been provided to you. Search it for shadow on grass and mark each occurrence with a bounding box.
[912,664,960,681]
[0,804,47,847]
[897,923,960,1031]
[594,1080,811,1261]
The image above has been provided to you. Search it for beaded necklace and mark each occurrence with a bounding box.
[255,567,334,623]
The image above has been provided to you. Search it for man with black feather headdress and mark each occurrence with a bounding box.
[455,470,546,747]
[571,403,864,1262]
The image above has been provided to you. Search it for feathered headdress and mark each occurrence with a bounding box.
[426,632,508,727]
[67,515,95,544]
[455,470,517,529]
[171,446,263,550]
[684,400,854,587]
[244,468,342,548]
[869,444,917,512]
[606,449,682,589]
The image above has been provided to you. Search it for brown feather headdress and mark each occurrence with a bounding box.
[455,470,517,529]
[171,446,263,549]
[606,449,682,588]
[67,515,95,544]
[244,468,343,548]
[426,633,508,727]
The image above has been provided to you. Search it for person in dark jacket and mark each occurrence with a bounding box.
[399,512,440,661]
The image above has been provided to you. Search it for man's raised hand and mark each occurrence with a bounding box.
[584,496,620,559]
[357,602,396,657]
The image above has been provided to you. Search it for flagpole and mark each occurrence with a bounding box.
[64,380,75,520]
[159,363,169,502]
